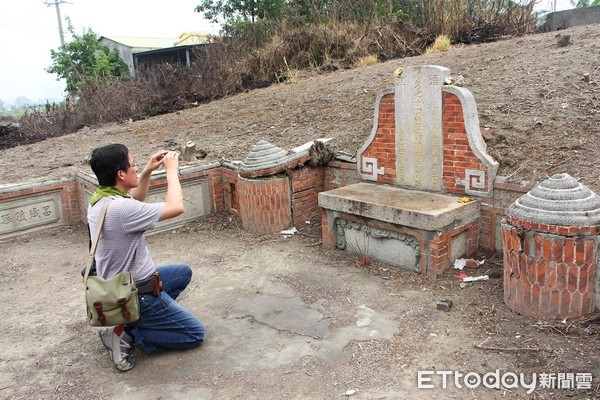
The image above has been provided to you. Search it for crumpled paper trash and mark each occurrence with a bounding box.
[281,227,298,237]
[453,258,485,270]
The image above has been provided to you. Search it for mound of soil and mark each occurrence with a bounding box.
[1,24,599,192]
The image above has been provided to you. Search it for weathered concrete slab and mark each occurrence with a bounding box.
[319,182,480,231]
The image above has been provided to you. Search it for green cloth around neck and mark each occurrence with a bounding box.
[90,186,128,206]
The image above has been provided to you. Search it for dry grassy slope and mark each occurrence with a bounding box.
[1,24,599,192]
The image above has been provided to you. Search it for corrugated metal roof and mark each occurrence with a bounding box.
[101,36,175,49]
[174,32,212,46]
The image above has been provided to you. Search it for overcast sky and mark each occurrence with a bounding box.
[0,0,573,106]
[0,0,219,105]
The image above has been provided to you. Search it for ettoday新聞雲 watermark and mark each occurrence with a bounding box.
[417,370,593,394]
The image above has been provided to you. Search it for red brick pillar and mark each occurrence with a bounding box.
[428,233,450,276]
[238,176,292,235]
[502,174,599,320]
[321,210,336,249]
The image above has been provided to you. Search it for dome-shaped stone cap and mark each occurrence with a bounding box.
[506,173,600,226]
[240,140,289,172]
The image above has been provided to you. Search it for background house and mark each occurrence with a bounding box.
[100,36,175,77]
[100,32,213,77]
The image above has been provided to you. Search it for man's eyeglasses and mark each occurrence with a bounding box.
[128,161,137,169]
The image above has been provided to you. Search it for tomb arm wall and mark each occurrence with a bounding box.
[443,86,498,197]
[356,88,394,182]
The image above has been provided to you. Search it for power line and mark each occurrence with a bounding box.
[44,0,71,46]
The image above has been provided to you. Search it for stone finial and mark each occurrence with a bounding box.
[240,140,288,172]
[507,173,600,226]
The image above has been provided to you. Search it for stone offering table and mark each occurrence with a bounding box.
[320,182,480,274]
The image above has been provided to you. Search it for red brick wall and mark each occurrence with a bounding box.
[291,166,324,225]
[479,181,532,251]
[356,91,495,195]
[502,219,598,320]
[321,210,335,248]
[59,181,80,225]
[358,92,396,185]
[221,168,239,215]
[237,175,292,235]
[442,92,491,195]
[427,220,479,276]
[324,161,360,191]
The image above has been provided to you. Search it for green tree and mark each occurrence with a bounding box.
[195,0,287,24]
[46,23,129,94]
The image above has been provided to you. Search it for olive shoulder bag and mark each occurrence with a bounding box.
[83,200,140,327]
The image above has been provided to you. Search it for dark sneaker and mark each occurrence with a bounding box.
[98,327,135,371]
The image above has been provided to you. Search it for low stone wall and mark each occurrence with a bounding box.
[0,176,81,240]
[78,163,219,235]
[540,6,600,31]
[0,164,222,241]
[1,154,535,265]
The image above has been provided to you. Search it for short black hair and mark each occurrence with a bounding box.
[90,144,130,186]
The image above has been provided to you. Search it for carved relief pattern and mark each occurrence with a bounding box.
[465,169,486,193]
[334,218,420,253]
[361,157,385,181]
[430,104,442,186]
[413,69,424,188]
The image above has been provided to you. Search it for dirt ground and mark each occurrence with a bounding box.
[0,213,599,400]
[1,23,600,400]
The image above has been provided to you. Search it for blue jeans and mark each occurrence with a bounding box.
[128,264,205,353]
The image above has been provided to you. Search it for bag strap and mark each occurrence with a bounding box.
[83,200,111,284]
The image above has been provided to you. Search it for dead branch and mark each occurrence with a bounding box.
[474,337,540,352]
[474,343,540,352]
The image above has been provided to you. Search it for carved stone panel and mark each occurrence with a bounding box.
[0,192,63,236]
[335,218,420,272]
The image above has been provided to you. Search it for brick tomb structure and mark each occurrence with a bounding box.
[236,139,330,235]
[319,65,499,276]
[503,173,600,320]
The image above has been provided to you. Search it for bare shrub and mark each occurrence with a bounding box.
[12,7,538,148]
[419,0,537,43]
[351,20,431,62]
[189,38,246,98]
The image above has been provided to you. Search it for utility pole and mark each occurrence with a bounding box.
[44,0,68,46]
